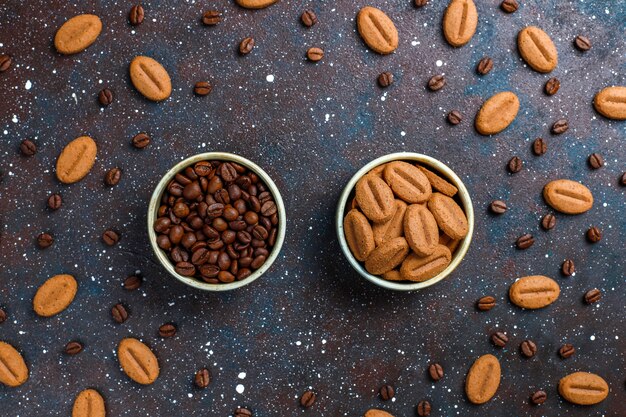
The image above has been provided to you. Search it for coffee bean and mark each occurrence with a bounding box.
[129,4,144,26]
[476,57,493,75]
[489,200,507,214]
[545,77,560,95]
[47,193,62,210]
[508,156,522,173]
[541,213,556,230]
[429,363,444,381]
[428,75,445,91]
[477,295,496,311]
[220,162,238,182]
[584,288,601,304]
[574,35,591,51]
[500,0,519,13]
[194,368,211,388]
[531,390,547,405]
[175,261,196,276]
[300,390,316,408]
[20,139,37,156]
[102,229,120,246]
[0,308,6,324]
[532,138,547,155]
[416,400,431,416]
[586,226,602,243]
[37,232,54,249]
[0,54,12,72]
[588,153,604,169]
[132,132,150,149]
[234,408,252,417]
[620,172,626,186]
[202,10,222,26]
[261,201,277,217]
[194,81,212,96]
[307,47,324,62]
[520,340,537,358]
[159,323,177,338]
[301,9,318,27]
[561,259,575,276]
[516,233,534,249]
[559,343,575,359]
[491,331,508,347]
[104,167,122,186]
[239,37,255,55]
[447,110,462,125]
[65,341,83,355]
[98,88,113,106]
[379,384,395,400]
[378,71,393,88]
[111,303,129,323]
[551,119,568,134]
[123,275,142,290]
[414,0,428,7]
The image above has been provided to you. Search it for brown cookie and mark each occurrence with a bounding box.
[439,233,461,254]
[235,0,278,9]
[129,56,172,102]
[509,275,560,309]
[416,165,458,197]
[383,161,432,204]
[0,341,29,387]
[373,199,407,246]
[355,174,395,223]
[558,372,609,405]
[404,204,439,256]
[475,92,520,135]
[594,86,626,120]
[54,14,102,55]
[382,269,403,281]
[400,245,451,282]
[465,354,501,404]
[368,163,387,178]
[118,338,160,385]
[543,179,593,214]
[442,0,478,47]
[364,237,409,275]
[344,209,375,262]
[33,274,78,317]
[72,389,106,417]
[427,193,468,240]
[56,136,97,184]
[518,26,558,73]
[357,7,398,55]
[364,410,394,417]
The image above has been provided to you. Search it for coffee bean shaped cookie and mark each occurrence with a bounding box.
[129,56,172,102]
[72,389,106,417]
[543,179,593,214]
[355,174,395,223]
[475,92,520,135]
[518,26,558,73]
[364,410,395,417]
[373,199,407,246]
[594,86,626,120]
[0,341,29,387]
[404,204,439,256]
[465,354,501,404]
[54,14,102,55]
[417,165,458,197]
[439,233,461,254]
[442,0,478,47]
[400,245,451,282]
[344,209,375,262]
[427,193,468,240]
[56,136,97,184]
[509,275,560,309]
[235,0,277,8]
[364,237,409,275]
[33,274,78,317]
[383,161,432,204]
[118,338,159,385]
[382,269,403,281]
[368,163,387,178]
[357,7,398,55]
[559,372,609,405]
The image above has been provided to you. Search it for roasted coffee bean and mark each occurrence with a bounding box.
[588,153,604,169]
[574,35,591,51]
[586,226,602,243]
[157,235,172,250]
[300,390,316,408]
[261,201,277,217]
[508,156,522,173]
[477,57,493,75]
[234,407,252,417]
[428,75,445,91]
[175,262,196,276]
[429,363,444,381]
[132,132,150,149]
[621,172,626,186]
[379,384,395,400]
[220,163,238,182]
[584,288,601,304]
[98,88,113,106]
[545,77,560,95]
[301,9,318,27]
[0,308,6,324]
[102,229,120,246]
[541,213,556,230]
[65,341,83,355]
[239,37,255,55]
[491,331,508,347]
[378,72,393,88]
[123,275,142,290]
[154,217,171,233]
[129,4,144,25]
[551,119,569,134]
[218,271,235,283]
[47,193,62,210]
[531,390,547,405]
[533,138,547,155]
[0,54,12,72]
[159,323,177,338]
[416,400,431,416]
[414,0,428,7]
[104,167,122,186]
[520,340,537,358]
[20,139,37,156]
[202,10,222,25]
[477,296,496,311]
[516,233,534,249]
[489,200,507,214]
[195,368,211,388]
[37,232,54,249]
[447,110,462,125]
[561,259,575,276]
[111,303,129,323]
[237,268,252,281]
[559,343,575,359]
[500,0,519,13]
[194,81,212,96]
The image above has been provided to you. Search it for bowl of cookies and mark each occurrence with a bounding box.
[336,152,474,291]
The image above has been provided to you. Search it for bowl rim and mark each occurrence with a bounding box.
[147,152,286,291]
[335,152,474,291]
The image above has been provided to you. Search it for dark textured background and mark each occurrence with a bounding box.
[0,0,624,416]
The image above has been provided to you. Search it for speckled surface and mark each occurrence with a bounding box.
[0,0,624,416]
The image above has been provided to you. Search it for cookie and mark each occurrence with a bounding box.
[416,165,458,197]
[475,92,520,135]
[383,161,432,204]
[518,26,558,73]
[400,245,451,282]
[559,372,609,405]
[355,174,395,223]
[593,86,626,120]
[427,193,468,240]
[442,0,478,47]
[404,204,439,256]
[0,341,29,387]
[368,163,387,178]
[56,136,97,184]
[129,56,172,102]
[344,209,375,261]
[72,389,106,417]
[357,7,398,55]
[509,275,560,309]
[118,338,160,385]
[364,237,409,275]
[364,410,394,417]
[543,179,593,214]
[54,14,102,55]
[439,233,461,254]
[465,354,501,404]
[382,269,403,281]
[235,0,278,8]
[33,274,78,317]
[372,199,407,246]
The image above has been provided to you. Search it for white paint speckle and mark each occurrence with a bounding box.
[25,80,32,90]
[236,384,245,394]
[238,372,246,379]
[436,60,443,67]
[266,74,274,82]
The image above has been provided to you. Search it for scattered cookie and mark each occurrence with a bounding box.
[118,338,160,385]
[72,389,106,417]
[0,341,29,387]
[509,275,560,309]
[475,92,520,135]
[357,7,398,54]
[443,0,478,47]
[33,274,78,317]
[54,14,102,55]
[56,136,97,184]
[559,372,609,405]
[129,56,172,102]
[465,354,501,404]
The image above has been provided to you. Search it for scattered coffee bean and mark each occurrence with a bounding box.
[508,156,522,173]
[574,35,591,51]
[559,343,575,359]
[477,296,496,311]
[0,54,12,72]
[379,384,395,400]
[300,390,316,408]
[491,331,508,347]
[551,119,569,134]
[20,139,37,156]
[447,110,462,125]
[414,0,428,7]
[194,368,211,388]
[64,341,83,355]
[102,229,120,246]
[98,88,113,106]
[123,275,142,290]
[544,77,560,95]
[378,71,393,88]
[37,232,54,249]
[194,81,212,96]
[301,9,318,27]
[129,4,144,26]
[586,226,602,243]
[476,57,493,75]
[239,37,255,55]
[428,75,445,91]
[561,259,575,276]
[532,138,547,155]
[500,0,519,13]
[489,200,507,214]
[429,363,444,381]
[620,172,626,186]
[584,288,601,304]
[531,390,547,405]
[159,323,177,338]
[0,308,7,324]
[416,400,431,416]
[307,47,324,62]
[111,303,129,323]
[588,153,604,169]
[202,10,222,26]
[516,233,534,249]
[234,408,252,417]
[520,340,537,358]
[104,167,122,186]
[541,213,556,230]
[132,132,150,149]
[47,193,62,210]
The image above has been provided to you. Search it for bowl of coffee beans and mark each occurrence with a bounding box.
[148,152,286,291]
[336,152,474,291]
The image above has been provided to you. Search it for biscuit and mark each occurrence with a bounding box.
[118,338,160,385]
[416,165,458,197]
[129,56,172,102]
[355,174,396,223]
[72,389,106,417]
[427,193,468,240]
[465,354,501,404]
[594,86,626,120]
[54,14,102,55]
[364,237,409,275]
[357,7,398,54]
[372,199,407,246]
[384,161,431,204]
[543,179,593,214]
[518,26,558,73]
[509,275,560,309]
[235,0,278,8]
[558,372,609,405]
[443,0,478,47]
[344,209,375,261]
[400,245,451,282]
[0,341,29,387]
[475,92,520,135]
[33,274,78,317]
[404,204,439,256]
[56,136,97,184]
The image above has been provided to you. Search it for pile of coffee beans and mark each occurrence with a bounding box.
[153,160,279,284]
